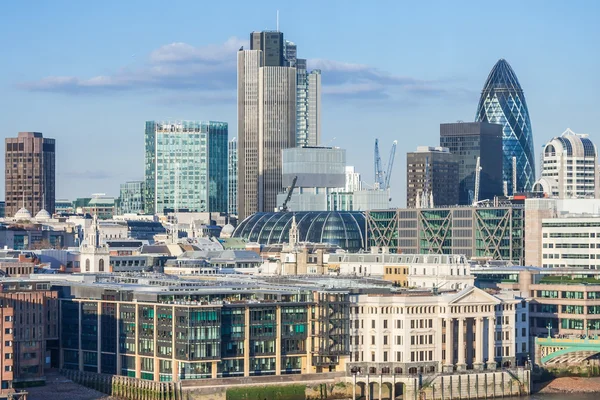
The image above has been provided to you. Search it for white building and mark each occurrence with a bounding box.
[348,286,527,375]
[541,216,600,269]
[345,166,362,192]
[533,129,599,199]
[79,215,110,273]
[331,251,474,290]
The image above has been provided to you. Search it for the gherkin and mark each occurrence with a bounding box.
[476,59,535,194]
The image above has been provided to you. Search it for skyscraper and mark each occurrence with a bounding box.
[475,59,535,194]
[250,31,284,67]
[238,34,297,220]
[228,138,238,216]
[533,129,599,199]
[144,121,228,215]
[295,58,322,147]
[5,132,55,217]
[406,146,459,208]
[440,122,503,205]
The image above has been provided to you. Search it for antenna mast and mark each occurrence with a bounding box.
[276,10,279,32]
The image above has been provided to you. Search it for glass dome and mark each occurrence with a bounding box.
[233,211,366,252]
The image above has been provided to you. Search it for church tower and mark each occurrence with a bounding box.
[80,214,110,273]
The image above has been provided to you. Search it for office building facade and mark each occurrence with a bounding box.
[228,138,238,216]
[533,129,599,199]
[366,205,525,264]
[59,283,349,380]
[440,122,503,205]
[5,132,55,217]
[144,121,228,215]
[119,181,145,215]
[296,68,322,147]
[250,31,284,67]
[475,59,535,194]
[237,45,296,219]
[406,146,459,208]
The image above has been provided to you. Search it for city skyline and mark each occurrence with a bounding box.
[1,1,599,206]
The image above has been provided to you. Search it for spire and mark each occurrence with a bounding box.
[289,214,298,246]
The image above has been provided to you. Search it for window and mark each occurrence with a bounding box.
[383,351,388,362]
[371,336,375,345]
[383,320,388,329]
[85,259,90,272]
[383,336,388,345]
[371,320,375,329]
[99,259,105,272]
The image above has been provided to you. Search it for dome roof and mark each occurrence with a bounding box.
[35,209,51,221]
[233,211,366,253]
[221,224,235,235]
[14,207,32,221]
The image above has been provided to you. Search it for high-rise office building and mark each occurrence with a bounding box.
[144,121,228,215]
[238,35,297,219]
[476,59,535,193]
[250,31,284,67]
[406,146,459,208]
[440,122,503,205]
[533,129,599,199]
[5,132,55,217]
[296,62,322,147]
[118,181,145,214]
[228,138,238,216]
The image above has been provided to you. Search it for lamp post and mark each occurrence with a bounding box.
[546,322,552,339]
[351,367,358,400]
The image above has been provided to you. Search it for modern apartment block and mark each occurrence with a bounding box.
[119,181,145,215]
[406,146,459,208]
[228,138,238,216]
[144,121,228,215]
[533,129,599,199]
[296,66,321,147]
[366,205,525,264]
[5,132,55,217]
[0,280,59,389]
[440,122,503,204]
[58,282,349,380]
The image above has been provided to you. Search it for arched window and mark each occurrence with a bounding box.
[99,259,105,272]
[85,259,90,272]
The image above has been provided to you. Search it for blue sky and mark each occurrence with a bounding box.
[1,0,598,206]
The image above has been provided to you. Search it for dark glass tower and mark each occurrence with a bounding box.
[475,59,535,194]
[440,122,504,205]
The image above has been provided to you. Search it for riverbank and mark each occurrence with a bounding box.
[536,377,600,394]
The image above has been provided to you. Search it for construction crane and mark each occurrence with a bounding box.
[384,140,398,190]
[512,156,517,196]
[374,139,384,189]
[472,157,482,205]
[279,176,298,212]
[374,139,397,191]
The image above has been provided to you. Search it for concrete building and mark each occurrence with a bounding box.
[238,35,297,219]
[533,129,599,199]
[0,280,59,389]
[440,122,503,204]
[276,147,389,212]
[228,138,237,216]
[345,167,361,192]
[349,286,528,374]
[366,205,525,264]
[119,181,145,215]
[144,121,228,215]
[524,198,600,267]
[73,194,117,219]
[5,132,55,217]
[406,146,458,208]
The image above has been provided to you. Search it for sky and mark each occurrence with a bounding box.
[1,0,599,207]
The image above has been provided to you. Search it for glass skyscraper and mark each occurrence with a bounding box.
[475,59,535,194]
[144,121,228,215]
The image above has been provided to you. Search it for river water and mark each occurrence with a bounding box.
[515,395,598,400]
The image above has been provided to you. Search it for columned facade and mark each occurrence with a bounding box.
[348,286,523,377]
